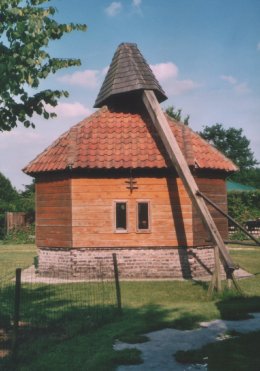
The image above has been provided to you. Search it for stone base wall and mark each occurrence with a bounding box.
[37,246,223,279]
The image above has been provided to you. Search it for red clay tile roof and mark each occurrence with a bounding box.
[23,106,238,175]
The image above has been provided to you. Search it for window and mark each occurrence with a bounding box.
[115,202,127,232]
[137,201,150,232]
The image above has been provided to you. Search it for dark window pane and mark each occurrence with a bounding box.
[116,202,127,230]
[138,202,149,230]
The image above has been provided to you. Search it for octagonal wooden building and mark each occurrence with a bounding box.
[23,43,237,279]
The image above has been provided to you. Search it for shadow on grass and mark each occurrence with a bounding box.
[0,280,117,370]
[1,278,260,371]
[175,328,260,371]
[174,290,260,370]
[216,295,260,320]
[0,305,179,371]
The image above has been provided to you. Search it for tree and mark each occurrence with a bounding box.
[0,173,35,237]
[165,106,190,125]
[199,124,258,171]
[0,0,87,131]
[0,172,18,208]
[231,167,260,189]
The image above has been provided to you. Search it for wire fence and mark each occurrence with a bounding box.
[0,256,120,362]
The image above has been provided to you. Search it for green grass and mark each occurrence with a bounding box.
[0,244,36,279]
[0,245,260,370]
[175,331,260,371]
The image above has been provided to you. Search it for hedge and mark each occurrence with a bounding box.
[228,190,260,224]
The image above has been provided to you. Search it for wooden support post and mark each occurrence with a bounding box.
[112,253,122,314]
[12,268,21,360]
[142,90,237,289]
[213,245,222,292]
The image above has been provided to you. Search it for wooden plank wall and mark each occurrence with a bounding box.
[71,175,194,248]
[36,177,72,248]
[35,173,228,249]
[193,177,228,245]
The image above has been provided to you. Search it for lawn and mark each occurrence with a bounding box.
[0,243,36,280]
[0,244,260,370]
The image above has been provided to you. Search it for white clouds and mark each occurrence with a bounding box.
[49,102,93,119]
[58,69,99,88]
[257,42,260,51]
[101,66,109,75]
[234,82,250,95]
[150,62,178,81]
[170,79,200,96]
[220,75,237,85]
[105,0,142,17]
[105,2,122,17]
[132,0,142,8]
[0,130,41,149]
[150,62,199,96]
[220,74,250,95]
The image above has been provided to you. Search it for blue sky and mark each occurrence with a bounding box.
[1,0,260,190]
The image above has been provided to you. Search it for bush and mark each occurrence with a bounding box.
[3,224,35,244]
[228,190,260,224]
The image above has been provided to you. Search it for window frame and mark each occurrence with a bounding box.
[114,200,128,233]
[136,200,151,233]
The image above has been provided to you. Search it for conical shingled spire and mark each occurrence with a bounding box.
[94,43,167,108]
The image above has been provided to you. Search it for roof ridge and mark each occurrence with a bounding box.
[182,125,195,167]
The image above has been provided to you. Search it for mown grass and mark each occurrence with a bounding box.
[0,244,260,370]
[0,243,36,280]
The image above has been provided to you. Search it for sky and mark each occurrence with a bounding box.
[1,0,260,190]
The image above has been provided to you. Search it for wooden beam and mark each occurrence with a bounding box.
[142,89,236,272]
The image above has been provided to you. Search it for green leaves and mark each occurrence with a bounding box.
[200,124,258,171]
[228,190,260,224]
[166,106,190,125]
[0,0,87,131]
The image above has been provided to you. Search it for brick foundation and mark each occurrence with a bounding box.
[37,246,222,279]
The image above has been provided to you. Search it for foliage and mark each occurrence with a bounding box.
[0,0,87,131]
[228,190,260,224]
[166,106,190,125]
[231,167,260,189]
[0,172,18,237]
[17,181,35,214]
[199,123,258,171]
[229,229,246,241]
[0,172,35,238]
[0,172,18,204]
[3,224,35,244]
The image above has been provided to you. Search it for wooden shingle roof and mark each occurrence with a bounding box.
[94,43,167,108]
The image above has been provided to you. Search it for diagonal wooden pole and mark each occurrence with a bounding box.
[142,90,239,292]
